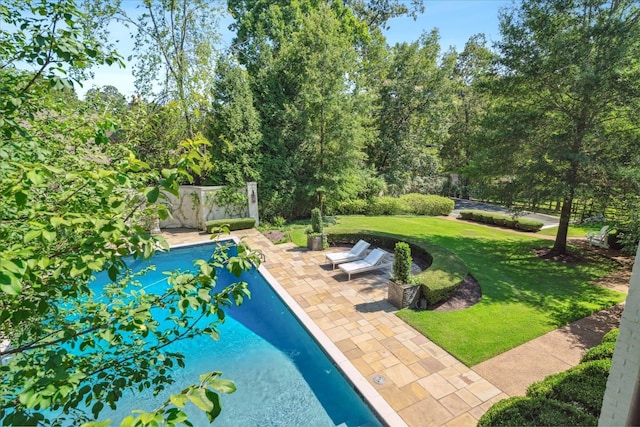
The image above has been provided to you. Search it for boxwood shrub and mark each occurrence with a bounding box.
[526,359,611,417]
[205,217,256,233]
[327,231,468,306]
[601,328,619,343]
[458,210,544,232]
[516,218,545,232]
[477,396,597,427]
[399,193,455,216]
[366,196,411,215]
[580,341,615,363]
[335,199,368,215]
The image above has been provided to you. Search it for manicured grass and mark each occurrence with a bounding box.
[537,224,605,238]
[326,216,625,366]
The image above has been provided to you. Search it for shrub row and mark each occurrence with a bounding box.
[458,210,544,232]
[478,329,618,426]
[334,194,454,217]
[205,217,256,233]
[327,231,468,306]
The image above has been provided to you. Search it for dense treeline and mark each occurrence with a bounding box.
[115,0,640,255]
[2,0,640,424]
[6,0,640,239]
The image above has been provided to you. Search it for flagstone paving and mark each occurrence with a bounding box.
[164,228,508,426]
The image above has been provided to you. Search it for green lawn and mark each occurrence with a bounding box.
[326,216,625,366]
[537,224,604,238]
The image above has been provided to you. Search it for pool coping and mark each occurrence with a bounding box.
[170,235,407,427]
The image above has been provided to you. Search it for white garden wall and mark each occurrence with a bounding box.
[159,182,259,230]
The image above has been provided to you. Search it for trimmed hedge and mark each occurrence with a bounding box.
[333,195,454,216]
[601,328,619,343]
[481,330,618,426]
[458,210,544,232]
[366,196,411,215]
[580,341,615,363]
[327,231,468,306]
[205,217,256,233]
[477,396,597,427]
[399,193,455,216]
[526,359,611,417]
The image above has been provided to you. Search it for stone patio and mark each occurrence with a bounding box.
[162,228,507,426]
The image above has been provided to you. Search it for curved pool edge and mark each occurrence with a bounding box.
[170,235,407,427]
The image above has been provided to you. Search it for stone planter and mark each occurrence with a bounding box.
[387,280,421,309]
[307,234,324,251]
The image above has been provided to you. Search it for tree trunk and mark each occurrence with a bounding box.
[552,196,573,254]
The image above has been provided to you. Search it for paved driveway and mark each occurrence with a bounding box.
[451,198,560,229]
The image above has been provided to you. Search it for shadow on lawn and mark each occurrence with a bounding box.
[412,232,623,327]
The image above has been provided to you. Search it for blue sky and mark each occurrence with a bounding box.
[78,1,512,98]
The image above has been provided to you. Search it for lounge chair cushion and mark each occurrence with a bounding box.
[339,248,389,280]
[325,240,371,269]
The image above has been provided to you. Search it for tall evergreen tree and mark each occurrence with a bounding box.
[473,0,640,254]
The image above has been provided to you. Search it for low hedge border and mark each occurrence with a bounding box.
[479,329,618,426]
[327,231,469,306]
[205,217,256,233]
[458,210,544,232]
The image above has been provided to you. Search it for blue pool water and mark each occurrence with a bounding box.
[97,242,382,426]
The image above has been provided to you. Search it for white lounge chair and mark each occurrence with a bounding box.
[338,248,389,280]
[325,240,371,269]
[587,225,610,248]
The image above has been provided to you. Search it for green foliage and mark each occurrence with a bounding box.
[526,359,611,417]
[472,0,640,254]
[335,199,369,215]
[213,187,249,218]
[601,328,619,343]
[369,30,452,195]
[205,218,256,233]
[310,208,324,234]
[477,396,597,427]
[580,341,616,363]
[458,210,544,232]
[206,54,261,186]
[367,196,411,215]
[516,218,545,232]
[393,242,412,284]
[399,193,455,216]
[0,2,260,424]
[272,216,286,228]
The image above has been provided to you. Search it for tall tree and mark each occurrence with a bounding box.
[279,3,368,212]
[473,0,640,254]
[369,30,454,195]
[1,1,257,424]
[440,34,497,198]
[228,0,372,218]
[206,54,262,186]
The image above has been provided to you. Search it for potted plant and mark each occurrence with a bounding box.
[387,241,420,309]
[306,208,327,251]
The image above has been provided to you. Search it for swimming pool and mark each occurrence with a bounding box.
[97,241,383,426]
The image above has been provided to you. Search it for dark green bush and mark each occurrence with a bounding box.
[504,218,518,228]
[580,341,615,363]
[601,328,619,343]
[526,359,611,417]
[516,218,544,232]
[477,396,597,427]
[458,210,475,220]
[393,242,412,283]
[400,194,454,216]
[205,217,256,233]
[310,208,323,234]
